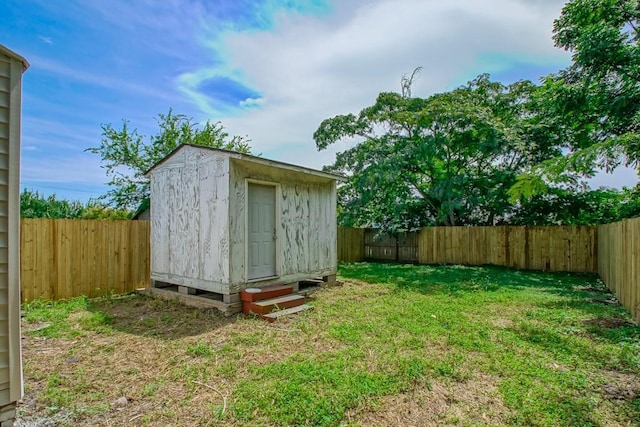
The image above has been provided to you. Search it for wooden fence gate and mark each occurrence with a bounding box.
[364,229,419,263]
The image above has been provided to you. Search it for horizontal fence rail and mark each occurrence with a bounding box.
[20,219,150,302]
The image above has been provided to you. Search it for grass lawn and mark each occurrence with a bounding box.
[18,263,640,426]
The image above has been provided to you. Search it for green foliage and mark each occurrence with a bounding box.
[315,74,564,230]
[21,189,85,219]
[512,0,640,198]
[186,343,214,357]
[318,3,640,227]
[79,204,132,220]
[20,189,132,219]
[511,187,640,225]
[87,109,252,210]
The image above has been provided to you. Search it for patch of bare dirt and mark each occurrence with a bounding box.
[18,298,248,426]
[589,297,621,307]
[583,317,635,329]
[351,373,511,426]
[600,370,640,402]
[574,285,610,294]
[490,317,513,329]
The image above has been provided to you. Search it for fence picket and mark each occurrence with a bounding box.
[20,219,150,302]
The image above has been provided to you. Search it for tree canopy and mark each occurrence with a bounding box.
[511,0,640,197]
[88,109,251,210]
[315,74,568,231]
[315,0,640,231]
[20,189,131,219]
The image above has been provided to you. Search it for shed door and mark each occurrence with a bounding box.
[248,183,277,280]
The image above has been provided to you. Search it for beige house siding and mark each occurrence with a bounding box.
[0,45,27,412]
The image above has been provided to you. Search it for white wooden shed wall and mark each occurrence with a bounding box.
[150,146,230,293]
[228,159,337,288]
[0,45,27,422]
[149,145,339,296]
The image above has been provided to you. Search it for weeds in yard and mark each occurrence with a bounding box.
[186,342,214,357]
[19,263,640,426]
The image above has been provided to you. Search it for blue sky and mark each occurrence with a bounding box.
[1,0,636,202]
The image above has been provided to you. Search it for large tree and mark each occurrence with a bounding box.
[20,189,85,219]
[510,187,640,225]
[88,109,251,210]
[511,0,640,198]
[20,189,131,219]
[314,74,563,231]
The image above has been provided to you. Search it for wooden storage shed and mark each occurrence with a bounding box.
[146,144,342,310]
[0,45,27,425]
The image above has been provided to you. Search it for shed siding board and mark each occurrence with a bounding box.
[308,183,321,273]
[151,169,170,275]
[280,182,310,276]
[199,156,229,283]
[176,147,200,279]
[228,159,336,288]
[0,51,23,406]
[150,147,230,289]
[228,160,245,286]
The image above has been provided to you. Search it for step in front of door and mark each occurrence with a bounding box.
[247,294,306,315]
[262,304,313,322]
[241,285,294,303]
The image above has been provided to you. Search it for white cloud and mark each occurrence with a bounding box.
[15,0,636,196]
[239,97,266,109]
[30,55,178,102]
[21,152,107,185]
[192,0,572,170]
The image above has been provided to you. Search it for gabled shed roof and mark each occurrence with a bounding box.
[0,45,29,71]
[145,144,346,181]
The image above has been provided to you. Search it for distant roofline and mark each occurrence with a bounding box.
[145,144,346,181]
[0,45,29,71]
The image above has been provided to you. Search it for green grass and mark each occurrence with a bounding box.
[20,263,640,426]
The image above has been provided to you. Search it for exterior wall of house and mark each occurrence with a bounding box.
[150,146,231,293]
[0,46,25,423]
[228,158,337,290]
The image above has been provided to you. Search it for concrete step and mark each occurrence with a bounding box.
[262,304,313,322]
[248,294,306,315]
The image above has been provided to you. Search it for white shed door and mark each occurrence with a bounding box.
[248,183,276,280]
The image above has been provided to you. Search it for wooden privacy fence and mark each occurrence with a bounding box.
[337,227,365,262]
[419,226,597,273]
[20,219,150,301]
[598,219,640,322]
[15,220,639,322]
[364,229,419,263]
[339,226,598,273]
